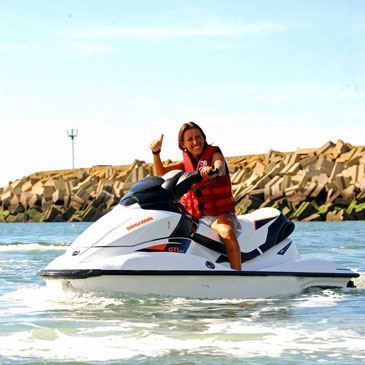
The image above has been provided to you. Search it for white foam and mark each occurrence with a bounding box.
[0,243,67,252]
[0,286,127,315]
[1,284,365,362]
[293,290,345,308]
[169,297,276,306]
[0,323,364,362]
[354,272,365,289]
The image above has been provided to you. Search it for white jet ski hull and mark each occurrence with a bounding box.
[44,271,355,299]
[42,241,357,299]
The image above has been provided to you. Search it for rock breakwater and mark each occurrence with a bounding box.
[0,140,364,222]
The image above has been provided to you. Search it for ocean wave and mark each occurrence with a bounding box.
[0,321,364,362]
[0,242,69,252]
[0,285,128,315]
[169,297,277,305]
[340,245,365,250]
[1,283,365,362]
[292,290,345,308]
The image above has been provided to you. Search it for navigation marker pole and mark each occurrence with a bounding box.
[67,128,78,169]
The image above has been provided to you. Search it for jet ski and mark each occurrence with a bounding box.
[39,170,359,299]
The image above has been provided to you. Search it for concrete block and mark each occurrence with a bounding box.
[231,169,248,184]
[266,176,281,188]
[10,179,23,191]
[74,188,92,202]
[310,183,325,198]
[291,171,309,188]
[63,207,76,221]
[329,162,344,180]
[266,161,285,177]
[346,151,365,168]
[299,155,317,169]
[232,183,245,199]
[342,165,359,184]
[43,186,55,199]
[105,166,115,179]
[292,202,316,220]
[44,179,56,187]
[41,198,53,211]
[138,166,150,180]
[32,186,45,195]
[304,182,317,196]
[28,194,42,209]
[341,185,356,200]
[70,195,85,210]
[334,175,351,191]
[284,184,300,195]
[52,190,65,204]
[19,192,33,210]
[286,162,301,176]
[235,196,252,215]
[359,163,365,179]
[317,141,335,155]
[326,209,344,221]
[271,183,284,200]
[92,190,114,210]
[326,190,341,205]
[255,175,272,189]
[21,180,33,192]
[334,139,351,155]
[243,173,259,187]
[315,155,335,177]
[263,186,271,201]
[80,205,97,221]
[106,195,117,210]
[288,153,301,165]
[337,148,357,163]
[53,215,66,222]
[1,192,13,210]
[6,214,17,222]
[303,213,321,221]
[355,202,365,220]
[53,178,66,191]
[283,153,292,165]
[311,173,328,189]
[281,176,292,192]
[41,207,63,222]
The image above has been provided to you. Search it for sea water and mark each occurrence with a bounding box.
[0,221,364,364]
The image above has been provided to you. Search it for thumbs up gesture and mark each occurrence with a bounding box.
[150,134,164,154]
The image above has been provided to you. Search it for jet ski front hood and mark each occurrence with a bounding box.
[71,204,181,249]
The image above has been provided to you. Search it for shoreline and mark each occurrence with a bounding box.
[0,140,364,223]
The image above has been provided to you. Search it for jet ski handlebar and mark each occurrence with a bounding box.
[174,168,219,198]
[208,168,220,176]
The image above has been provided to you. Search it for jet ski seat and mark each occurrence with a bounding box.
[193,213,295,262]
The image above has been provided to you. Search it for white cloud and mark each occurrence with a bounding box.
[64,23,288,40]
[0,42,40,52]
[67,42,117,55]
[193,84,365,103]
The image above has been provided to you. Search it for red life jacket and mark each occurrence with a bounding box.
[180,145,235,218]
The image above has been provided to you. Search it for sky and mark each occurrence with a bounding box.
[0,0,364,187]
